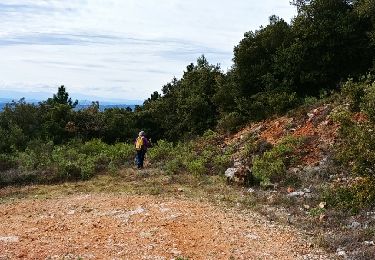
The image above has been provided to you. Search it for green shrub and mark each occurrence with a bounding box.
[104,142,134,168]
[148,140,174,162]
[360,81,375,121]
[324,178,375,213]
[252,155,285,186]
[330,77,375,210]
[1,137,139,185]
[342,78,366,112]
[186,158,206,176]
[252,136,303,186]
[17,140,54,171]
[241,135,259,159]
[52,146,83,180]
[211,152,232,173]
[0,124,27,153]
[217,112,244,134]
[0,153,17,171]
[334,78,375,177]
[164,158,183,175]
[80,139,108,155]
[149,130,232,176]
[198,129,221,148]
[303,96,319,106]
[237,90,300,121]
[78,154,97,180]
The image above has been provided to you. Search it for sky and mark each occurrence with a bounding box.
[0,0,296,103]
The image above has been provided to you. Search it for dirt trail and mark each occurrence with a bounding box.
[0,193,332,260]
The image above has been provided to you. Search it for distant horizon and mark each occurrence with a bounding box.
[0,89,143,105]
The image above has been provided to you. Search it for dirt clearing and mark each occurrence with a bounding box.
[0,193,332,259]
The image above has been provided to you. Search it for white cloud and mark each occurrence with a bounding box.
[0,0,296,101]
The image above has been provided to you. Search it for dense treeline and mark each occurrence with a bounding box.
[1,0,375,151]
[0,87,139,153]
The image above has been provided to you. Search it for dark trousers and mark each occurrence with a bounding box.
[136,150,146,168]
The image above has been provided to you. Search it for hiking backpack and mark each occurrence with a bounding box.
[135,136,144,150]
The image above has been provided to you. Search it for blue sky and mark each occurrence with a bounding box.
[0,0,296,103]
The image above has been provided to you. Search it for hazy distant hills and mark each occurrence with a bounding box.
[0,90,142,111]
[0,98,140,111]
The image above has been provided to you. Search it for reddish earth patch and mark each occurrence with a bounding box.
[260,117,293,145]
[0,194,331,259]
[226,104,339,166]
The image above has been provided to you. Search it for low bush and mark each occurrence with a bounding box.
[216,112,244,134]
[0,138,136,185]
[330,76,375,211]
[0,153,17,171]
[17,140,54,171]
[252,136,304,186]
[148,130,232,176]
[324,177,375,213]
[334,78,375,176]
[148,140,174,162]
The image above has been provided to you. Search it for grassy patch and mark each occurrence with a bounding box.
[0,167,246,208]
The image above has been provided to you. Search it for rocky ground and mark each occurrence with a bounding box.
[0,193,333,260]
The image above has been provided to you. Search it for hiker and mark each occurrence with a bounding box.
[134,131,150,169]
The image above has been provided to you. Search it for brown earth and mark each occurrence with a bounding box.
[0,193,332,260]
[226,104,339,167]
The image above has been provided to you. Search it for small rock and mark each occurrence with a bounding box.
[336,248,347,258]
[140,231,153,238]
[287,191,305,197]
[245,233,259,240]
[348,221,361,229]
[318,202,327,209]
[0,236,19,243]
[247,188,255,193]
[364,241,375,246]
[307,113,314,120]
[177,188,184,192]
[303,205,310,210]
[285,215,292,224]
[267,195,276,204]
[289,168,300,174]
[170,248,181,256]
[303,188,311,193]
[67,210,75,215]
[225,168,237,179]
[252,125,264,134]
[234,160,242,168]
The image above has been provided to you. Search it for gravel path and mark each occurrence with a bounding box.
[0,194,332,259]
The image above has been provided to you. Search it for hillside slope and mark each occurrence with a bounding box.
[221,101,375,259]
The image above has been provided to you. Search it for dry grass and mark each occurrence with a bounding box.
[0,167,249,208]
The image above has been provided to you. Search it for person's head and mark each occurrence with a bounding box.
[139,131,145,137]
